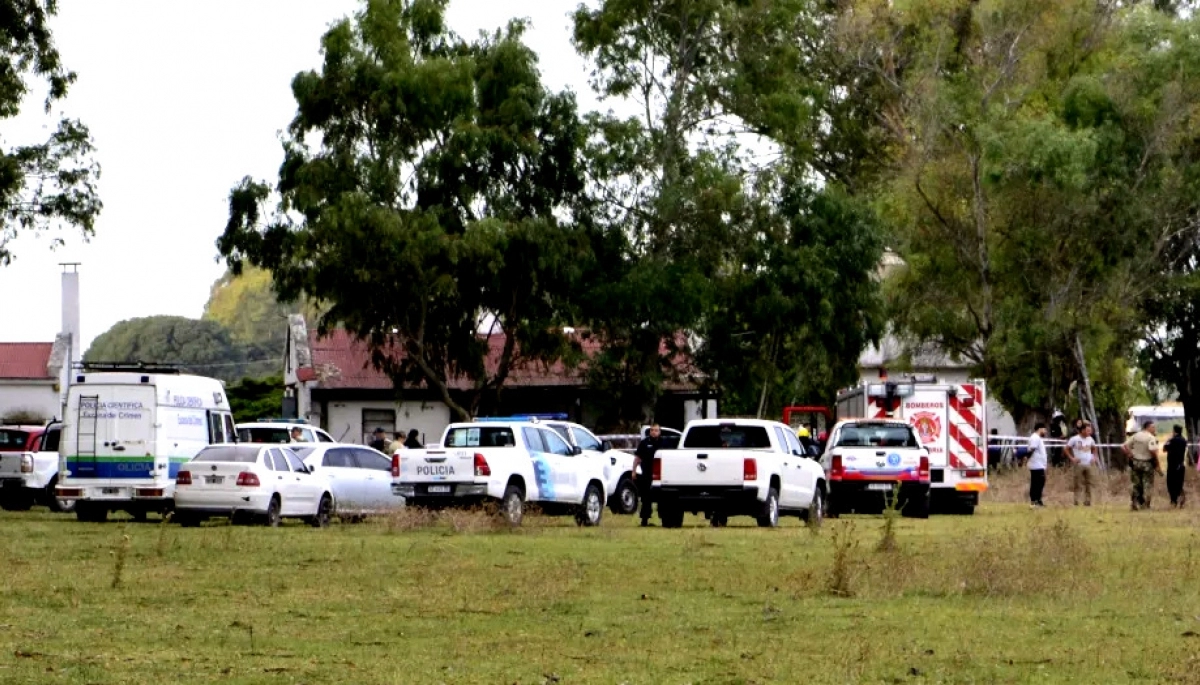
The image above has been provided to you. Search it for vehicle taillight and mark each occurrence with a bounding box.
[236,472,260,487]
[20,454,33,473]
[830,455,844,481]
[743,458,758,481]
[919,456,930,481]
[391,454,401,478]
[474,453,491,477]
[964,469,984,479]
[176,470,192,485]
[652,458,661,481]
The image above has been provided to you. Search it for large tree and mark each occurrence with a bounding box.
[851,0,1200,433]
[0,0,100,265]
[219,0,593,421]
[572,0,886,422]
[83,316,261,384]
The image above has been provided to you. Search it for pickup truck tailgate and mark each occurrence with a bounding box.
[0,452,26,479]
[657,449,747,486]
[398,449,476,483]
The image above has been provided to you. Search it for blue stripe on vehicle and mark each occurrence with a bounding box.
[531,454,554,500]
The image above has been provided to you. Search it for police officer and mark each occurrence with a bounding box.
[369,427,388,452]
[634,424,662,527]
[1123,420,1161,510]
[1165,424,1188,508]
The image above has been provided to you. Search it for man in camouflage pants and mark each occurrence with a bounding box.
[1123,421,1161,511]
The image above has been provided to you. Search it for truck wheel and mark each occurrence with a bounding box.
[902,491,930,519]
[500,484,525,527]
[659,503,684,529]
[575,483,604,527]
[176,513,201,528]
[709,512,728,527]
[802,489,824,529]
[609,477,638,515]
[756,487,780,528]
[44,479,75,514]
[75,503,107,523]
[0,492,34,511]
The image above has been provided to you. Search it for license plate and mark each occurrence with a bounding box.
[102,487,120,495]
[204,476,224,485]
[427,485,451,494]
[867,483,894,491]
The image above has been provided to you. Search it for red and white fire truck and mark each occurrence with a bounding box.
[835,376,988,514]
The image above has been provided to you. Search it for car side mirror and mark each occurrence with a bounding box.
[571,445,583,456]
[601,440,612,452]
[307,465,316,473]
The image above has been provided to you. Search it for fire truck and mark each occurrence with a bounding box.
[835,376,988,514]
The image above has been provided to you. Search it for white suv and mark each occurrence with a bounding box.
[236,421,335,444]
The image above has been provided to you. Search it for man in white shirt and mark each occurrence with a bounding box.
[1028,422,1048,507]
[1065,421,1099,506]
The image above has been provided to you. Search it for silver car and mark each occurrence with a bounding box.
[293,444,403,516]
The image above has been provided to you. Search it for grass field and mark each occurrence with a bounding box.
[2,468,1200,684]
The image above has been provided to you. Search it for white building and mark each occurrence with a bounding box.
[0,266,81,424]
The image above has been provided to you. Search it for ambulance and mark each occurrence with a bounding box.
[55,365,235,522]
[836,376,988,514]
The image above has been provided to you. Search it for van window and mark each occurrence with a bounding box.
[223,414,236,443]
[207,412,227,444]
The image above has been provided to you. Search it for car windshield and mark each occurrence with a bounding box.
[237,427,292,444]
[445,426,516,448]
[193,446,261,463]
[682,425,772,449]
[836,423,919,448]
[0,429,30,451]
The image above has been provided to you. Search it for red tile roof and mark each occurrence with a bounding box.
[0,343,54,380]
[302,329,702,392]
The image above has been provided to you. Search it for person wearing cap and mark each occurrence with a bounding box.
[369,427,388,452]
[796,426,818,456]
[1123,421,1161,510]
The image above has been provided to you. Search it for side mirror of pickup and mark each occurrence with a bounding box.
[571,445,583,456]
[600,440,612,453]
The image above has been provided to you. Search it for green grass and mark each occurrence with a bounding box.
[2,471,1200,684]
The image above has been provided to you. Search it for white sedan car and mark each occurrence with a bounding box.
[291,443,402,516]
[174,444,335,527]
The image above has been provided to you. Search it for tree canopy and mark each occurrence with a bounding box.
[220,0,595,422]
[0,0,100,265]
[83,316,270,384]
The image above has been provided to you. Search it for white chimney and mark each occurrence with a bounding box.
[61,263,81,365]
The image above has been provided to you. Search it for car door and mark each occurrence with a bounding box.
[772,427,800,509]
[283,448,321,514]
[538,428,580,504]
[351,447,396,510]
[267,449,298,514]
[318,447,362,511]
[781,428,816,508]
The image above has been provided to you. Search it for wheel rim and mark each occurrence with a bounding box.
[587,488,602,523]
[505,494,522,524]
[769,495,778,524]
[268,499,280,526]
[812,492,823,525]
[620,484,637,511]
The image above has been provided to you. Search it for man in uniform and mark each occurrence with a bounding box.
[1122,421,1161,510]
[633,424,662,527]
[369,427,388,452]
[1165,424,1188,508]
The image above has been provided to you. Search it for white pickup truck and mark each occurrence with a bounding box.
[0,421,73,513]
[821,418,931,518]
[391,420,610,526]
[653,419,827,528]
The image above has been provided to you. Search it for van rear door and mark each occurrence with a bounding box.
[68,386,157,480]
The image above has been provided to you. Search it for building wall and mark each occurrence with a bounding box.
[0,382,60,422]
[323,399,451,446]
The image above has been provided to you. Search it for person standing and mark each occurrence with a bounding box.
[1165,424,1188,508]
[386,431,406,455]
[1122,421,1161,510]
[1065,421,1099,506]
[634,424,662,527]
[368,427,388,452]
[1028,422,1048,507]
[403,428,423,449]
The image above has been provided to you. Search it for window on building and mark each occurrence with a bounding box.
[361,409,396,444]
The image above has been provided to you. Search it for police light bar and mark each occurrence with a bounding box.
[256,418,310,424]
[475,413,569,423]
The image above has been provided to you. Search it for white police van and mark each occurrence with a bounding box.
[55,365,235,522]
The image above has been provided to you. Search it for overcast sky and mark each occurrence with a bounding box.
[0,0,597,352]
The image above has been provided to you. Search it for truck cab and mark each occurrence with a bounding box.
[0,421,73,512]
[822,418,930,518]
